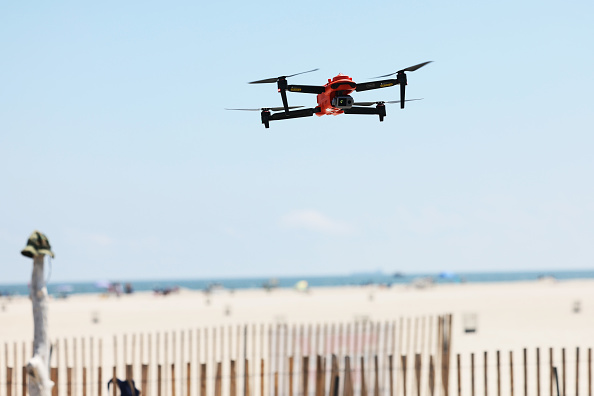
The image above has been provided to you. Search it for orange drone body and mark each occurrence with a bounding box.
[315,74,357,116]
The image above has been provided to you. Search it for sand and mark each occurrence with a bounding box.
[1,278,593,396]
[2,278,592,355]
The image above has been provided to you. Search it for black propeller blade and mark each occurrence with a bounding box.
[225,106,304,112]
[353,98,423,107]
[248,69,319,114]
[248,69,319,84]
[372,61,432,79]
[371,61,431,109]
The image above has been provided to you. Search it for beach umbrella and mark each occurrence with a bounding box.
[94,280,111,289]
[439,271,456,280]
[295,280,308,291]
[56,285,73,293]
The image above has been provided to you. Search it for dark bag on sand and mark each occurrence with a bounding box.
[107,378,140,396]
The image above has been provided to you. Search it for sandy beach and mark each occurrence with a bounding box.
[1,279,593,396]
[2,278,593,354]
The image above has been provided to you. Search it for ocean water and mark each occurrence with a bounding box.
[1,269,594,297]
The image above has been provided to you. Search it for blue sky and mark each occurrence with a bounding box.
[1,1,593,283]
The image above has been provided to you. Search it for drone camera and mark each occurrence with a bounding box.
[332,95,354,110]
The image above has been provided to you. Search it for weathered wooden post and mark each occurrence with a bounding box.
[22,231,56,396]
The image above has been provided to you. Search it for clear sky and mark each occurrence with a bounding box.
[1,1,593,283]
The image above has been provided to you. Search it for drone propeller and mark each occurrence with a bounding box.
[248,69,319,114]
[353,98,423,107]
[225,106,304,112]
[248,69,319,84]
[371,61,432,109]
[372,61,433,79]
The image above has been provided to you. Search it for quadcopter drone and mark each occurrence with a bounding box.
[227,61,432,128]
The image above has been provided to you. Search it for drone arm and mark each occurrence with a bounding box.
[354,79,400,92]
[287,85,326,94]
[268,107,320,121]
[261,107,320,128]
[343,105,387,122]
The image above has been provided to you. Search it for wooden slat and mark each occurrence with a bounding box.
[171,364,176,396]
[400,356,406,396]
[376,355,381,396]
[142,364,149,396]
[577,348,580,396]
[215,362,222,396]
[510,351,514,396]
[158,365,162,396]
[7,367,13,396]
[51,367,59,396]
[200,364,206,396]
[361,357,368,396]
[230,360,236,396]
[68,367,73,396]
[344,356,353,396]
[389,355,395,396]
[414,354,421,396]
[288,357,294,396]
[187,363,191,396]
[484,352,488,396]
[303,356,310,396]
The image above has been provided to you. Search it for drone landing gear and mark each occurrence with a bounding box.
[261,107,321,128]
[343,104,386,122]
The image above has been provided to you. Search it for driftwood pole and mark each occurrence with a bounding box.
[22,231,56,396]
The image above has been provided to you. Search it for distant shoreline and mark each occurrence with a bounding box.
[2,268,594,297]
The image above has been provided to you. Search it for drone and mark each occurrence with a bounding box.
[227,61,432,128]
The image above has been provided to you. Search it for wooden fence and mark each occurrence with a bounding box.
[0,315,452,396]
[455,348,592,396]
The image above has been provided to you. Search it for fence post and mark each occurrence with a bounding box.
[524,349,528,396]
[112,367,116,396]
[455,355,459,396]
[98,366,102,396]
[562,349,566,396]
[246,360,250,396]
[289,357,294,396]
[172,364,177,396]
[260,359,264,396]
[156,364,162,396]
[7,367,13,396]
[344,356,353,396]
[303,356,310,396]
[537,348,541,396]
[215,362,222,396]
[22,365,27,396]
[471,353,475,396]
[376,355,382,396]
[315,356,322,396]
[231,360,237,396]
[577,348,580,396]
[484,351,488,396]
[329,355,338,396]
[200,364,206,396]
[510,351,514,396]
[401,356,407,396]
[126,365,134,396]
[550,349,553,396]
[414,354,421,396]
[50,368,58,396]
[142,364,149,396]
[186,362,191,396]
[68,367,73,396]
[497,351,501,396]
[389,356,394,396]
[361,357,367,396]
[588,348,592,396]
